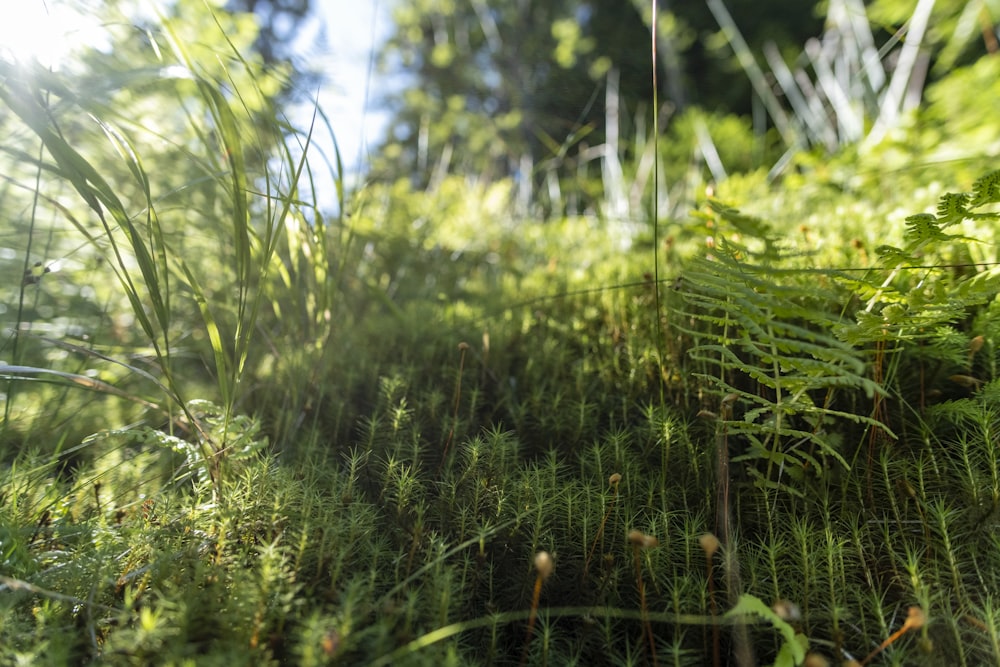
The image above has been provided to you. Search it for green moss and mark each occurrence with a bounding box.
[3,1,1000,664]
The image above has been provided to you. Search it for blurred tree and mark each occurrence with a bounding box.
[229,0,309,63]
[372,0,823,216]
[228,0,323,96]
[373,0,658,215]
[867,0,998,73]
[661,0,822,114]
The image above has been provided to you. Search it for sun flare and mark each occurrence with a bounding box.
[0,0,107,68]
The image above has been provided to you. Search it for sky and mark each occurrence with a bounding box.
[0,1,108,66]
[296,0,394,184]
[0,0,393,210]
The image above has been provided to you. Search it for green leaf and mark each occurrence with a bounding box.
[970,170,1000,207]
[725,594,806,666]
[903,213,948,243]
[936,192,969,226]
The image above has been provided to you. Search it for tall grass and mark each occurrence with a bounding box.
[0,2,332,491]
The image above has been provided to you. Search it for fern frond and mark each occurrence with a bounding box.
[936,193,970,226]
[679,245,885,494]
[873,244,916,268]
[970,169,1000,208]
[707,200,774,238]
[904,213,949,243]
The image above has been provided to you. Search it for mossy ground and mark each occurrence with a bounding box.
[3,6,1000,665]
[4,160,1000,666]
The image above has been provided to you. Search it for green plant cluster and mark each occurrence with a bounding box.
[3,2,1000,666]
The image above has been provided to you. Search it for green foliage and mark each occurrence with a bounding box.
[726,594,808,667]
[868,0,998,72]
[0,0,314,489]
[678,226,886,495]
[4,2,1000,666]
[844,168,1000,348]
[374,0,824,217]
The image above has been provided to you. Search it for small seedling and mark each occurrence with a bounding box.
[968,334,985,368]
[699,532,721,667]
[629,529,660,666]
[859,606,926,666]
[584,472,622,580]
[520,550,554,666]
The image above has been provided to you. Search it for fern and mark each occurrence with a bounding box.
[936,193,971,226]
[845,171,1000,346]
[677,229,886,495]
[904,213,951,243]
[970,169,1000,208]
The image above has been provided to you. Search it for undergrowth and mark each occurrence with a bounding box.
[3,2,1000,666]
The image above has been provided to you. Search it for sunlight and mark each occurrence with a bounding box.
[0,1,107,68]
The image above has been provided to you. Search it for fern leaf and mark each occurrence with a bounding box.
[936,192,970,226]
[970,169,1000,207]
[679,244,887,494]
[707,199,775,242]
[904,213,948,243]
[874,244,916,267]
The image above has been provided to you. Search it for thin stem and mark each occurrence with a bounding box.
[441,342,469,467]
[651,0,665,405]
